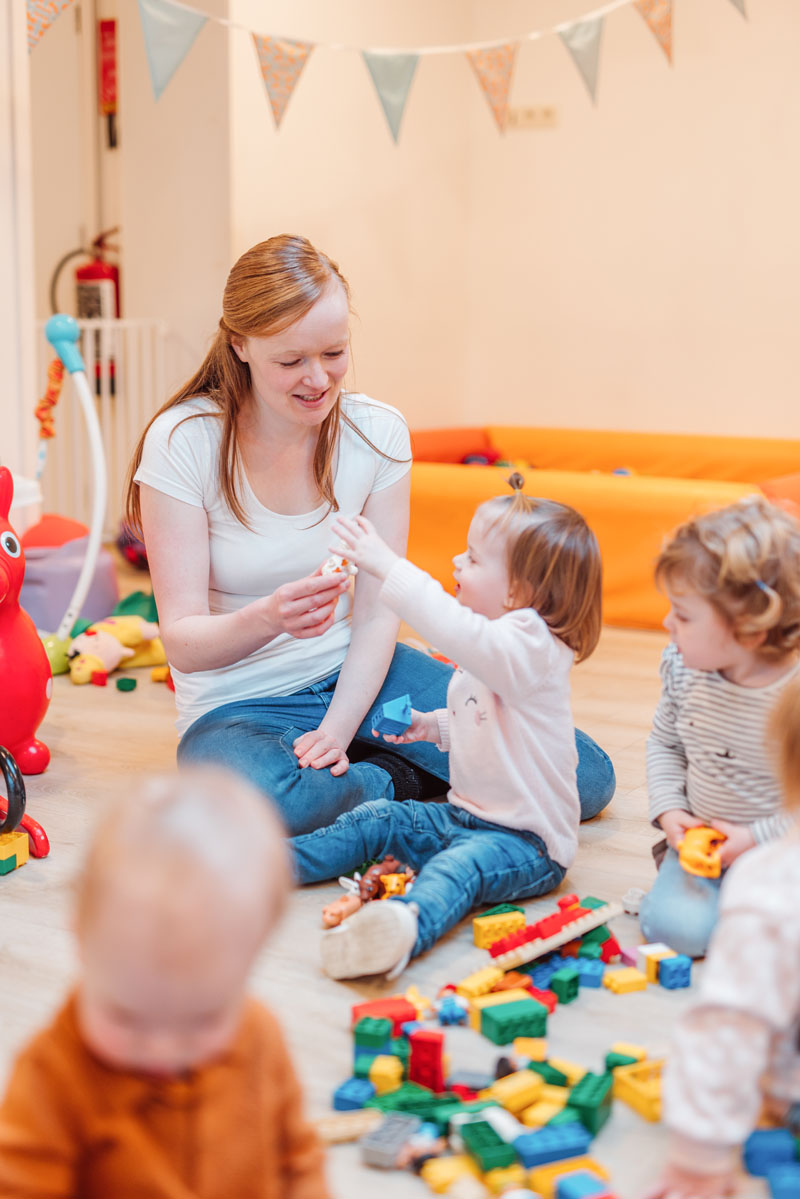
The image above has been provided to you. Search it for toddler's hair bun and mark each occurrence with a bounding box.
[507,472,525,492]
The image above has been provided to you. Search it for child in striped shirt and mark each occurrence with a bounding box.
[639,496,800,958]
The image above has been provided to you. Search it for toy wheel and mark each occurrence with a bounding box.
[0,746,26,834]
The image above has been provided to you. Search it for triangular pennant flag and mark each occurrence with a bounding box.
[362,52,419,143]
[27,0,75,52]
[137,0,206,100]
[252,35,314,129]
[727,0,746,14]
[634,0,673,63]
[466,44,518,132]
[559,17,604,104]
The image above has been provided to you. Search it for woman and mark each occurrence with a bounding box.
[126,235,615,835]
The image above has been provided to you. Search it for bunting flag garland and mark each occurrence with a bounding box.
[362,52,420,143]
[466,44,519,132]
[559,18,604,104]
[26,0,75,52]
[137,0,206,100]
[634,0,673,63]
[727,0,746,14]
[252,35,314,129]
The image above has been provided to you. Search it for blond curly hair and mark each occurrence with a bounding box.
[655,497,800,659]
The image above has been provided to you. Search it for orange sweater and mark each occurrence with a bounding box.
[0,994,330,1199]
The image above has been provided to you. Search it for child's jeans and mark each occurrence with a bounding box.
[638,848,724,958]
[291,799,566,956]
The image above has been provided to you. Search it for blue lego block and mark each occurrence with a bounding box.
[401,1020,426,1037]
[658,954,692,989]
[557,1170,613,1199]
[512,1122,593,1168]
[577,959,605,988]
[333,1076,377,1110]
[744,1129,799,1177]
[767,1163,800,1199]
[371,694,412,736]
[523,955,562,990]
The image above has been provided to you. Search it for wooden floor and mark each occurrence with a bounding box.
[0,568,766,1198]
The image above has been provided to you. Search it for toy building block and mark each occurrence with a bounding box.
[90,669,107,686]
[528,1061,569,1087]
[490,903,623,972]
[645,948,676,983]
[521,1101,568,1127]
[577,943,603,960]
[602,967,648,994]
[116,676,137,691]
[0,829,29,875]
[619,946,638,967]
[351,995,417,1035]
[483,1105,526,1143]
[361,1111,422,1168]
[549,967,580,1004]
[487,1070,544,1114]
[527,986,557,1014]
[332,1076,376,1110]
[658,954,692,990]
[371,694,412,736]
[539,1086,570,1108]
[492,970,535,993]
[313,1107,384,1143]
[598,936,621,963]
[514,1124,593,1169]
[547,1108,586,1129]
[743,1129,799,1177]
[354,1016,393,1049]
[458,966,506,999]
[474,906,527,949]
[369,1054,404,1095]
[528,1155,611,1199]
[635,942,672,975]
[469,988,536,1030]
[677,825,726,878]
[482,998,549,1045]
[420,1153,482,1194]
[151,665,171,682]
[577,960,605,988]
[548,1059,586,1087]
[611,1058,664,1122]
[515,1037,548,1061]
[484,1163,528,1194]
[409,1029,446,1093]
[567,1072,613,1135]
[556,1170,614,1199]
[462,1119,518,1171]
[609,1042,647,1062]
[767,1163,800,1198]
[604,1052,640,1071]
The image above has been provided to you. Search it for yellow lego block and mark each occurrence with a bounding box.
[368,1054,403,1095]
[484,1163,527,1193]
[645,948,676,983]
[487,1069,543,1113]
[520,1100,566,1127]
[538,1084,570,1107]
[547,1058,586,1087]
[150,665,171,682]
[0,829,29,871]
[514,1037,547,1061]
[610,1041,647,1061]
[612,1057,664,1122]
[420,1153,481,1194]
[468,988,532,1031]
[473,909,527,949]
[603,967,648,994]
[529,1156,611,1199]
[456,966,505,999]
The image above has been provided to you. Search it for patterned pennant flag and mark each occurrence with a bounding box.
[634,0,673,63]
[252,35,314,129]
[559,17,604,104]
[466,44,519,132]
[362,52,420,143]
[727,0,746,14]
[27,0,75,52]
[137,0,206,100]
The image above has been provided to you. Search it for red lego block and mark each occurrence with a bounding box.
[90,670,108,686]
[560,940,581,958]
[557,894,580,910]
[351,996,417,1036]
[528,986,558,1014]
[449,1084,478,1102]
[600,936,621,963]
[409,1029,445,1093]
[490,927,530,957]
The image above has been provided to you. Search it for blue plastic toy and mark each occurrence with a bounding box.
[372,694,412,736]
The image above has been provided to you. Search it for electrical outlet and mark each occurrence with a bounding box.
[507,106,558,130]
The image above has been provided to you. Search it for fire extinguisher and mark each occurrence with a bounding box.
[75,230,120,321]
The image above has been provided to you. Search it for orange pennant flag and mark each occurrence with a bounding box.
[634,0,673,63]
[27,0,75,51]
[466,43,519,132]
[252,34,314,129]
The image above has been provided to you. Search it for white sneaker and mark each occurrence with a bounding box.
[320,900,419,981]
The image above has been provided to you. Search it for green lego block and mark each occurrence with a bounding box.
[116,677,137,691]
[577,942,603,959]
[480,903,526,918]
[461,1120,517,1171]
[354,1053,376,1079]
[354,1016,393,1048]
[605,1051,640,1071]
[366,1082,452,1121]
[527,1060,569,1087]
[390,1037,410,1075]
[481,998,548,1045]
[0,855,18,876]
[550,966,580,1004]
[578,924,610,945]
[567,1070,614,1134]
[547,1107,585,1128]
[579,896,607,910]
[427,1098,500,1135]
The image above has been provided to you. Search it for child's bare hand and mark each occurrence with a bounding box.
[373,709,440,746]
[658,808,705,852]
[714,819,755,868]
[642,1163,736,1199]
[329,515,399,581]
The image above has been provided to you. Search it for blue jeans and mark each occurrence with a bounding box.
[638,848,724,958]
[178,643,616,836]
[292,799,566,956]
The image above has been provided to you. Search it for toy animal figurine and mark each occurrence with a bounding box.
[358,855,405,901]
[677,825,726,878]
[0,469,52,773]
[67,615,165,684]
[321,891,362,929]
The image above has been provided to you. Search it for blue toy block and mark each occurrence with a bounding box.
[659,954,692,989]
[557,1170,613,1199]
[577,959,605,988]
[371,694,412,736]
[401,1020,426,1037]
[744,1129,799,1177]
[512,1122,593,1168]
[333,1076,377,1110]
[767,1163,800,1199]
[524,955,562,990]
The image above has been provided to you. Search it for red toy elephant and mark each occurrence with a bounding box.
[0,468,52,773]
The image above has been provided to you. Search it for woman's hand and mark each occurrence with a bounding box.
[330,515,399,581]
[643,1163,736,1199]
[374,709,440,746]
[266,571,350,640]
[658,808,705,852]
[292,728,350,776]
[714,819,755,868]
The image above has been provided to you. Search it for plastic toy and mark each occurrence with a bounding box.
[488,902,624,972]
[602,968,648,994]
[0,746,30,874]
[611,1058,663,1122]
[321,554,357,577]
[743,1129,798,1177]
[677,826,726,878]
[322,887,362,929]
[372,694,412,736]
[0,469,53,773]
[66,615,164,684]
[658,954,692,989]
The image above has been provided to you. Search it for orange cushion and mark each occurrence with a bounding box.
[411,427,492,464]
[759,473,800,518]
[21,513,89,548]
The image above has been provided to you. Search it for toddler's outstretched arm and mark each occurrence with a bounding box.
[331,515,399,581]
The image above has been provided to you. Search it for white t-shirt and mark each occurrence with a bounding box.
[134,394,411,733]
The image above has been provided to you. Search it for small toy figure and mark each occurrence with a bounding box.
[677,826,726,879]
[358,856,404,901]
[321,891,362,929]
[320,554,357,577]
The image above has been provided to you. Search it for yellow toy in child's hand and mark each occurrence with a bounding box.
[677,825,727,878]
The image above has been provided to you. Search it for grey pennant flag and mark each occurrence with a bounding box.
[363,52,420,142]
[559,17,604,105]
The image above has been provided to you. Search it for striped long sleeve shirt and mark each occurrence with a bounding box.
[646,643,799,842]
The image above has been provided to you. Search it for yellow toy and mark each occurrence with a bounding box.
[612,1057,664,1121]
[602,967,648,994]
[67,615,166,684]
[677,825,726,878]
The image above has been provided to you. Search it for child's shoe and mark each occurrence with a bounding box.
[320,900,418,980]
